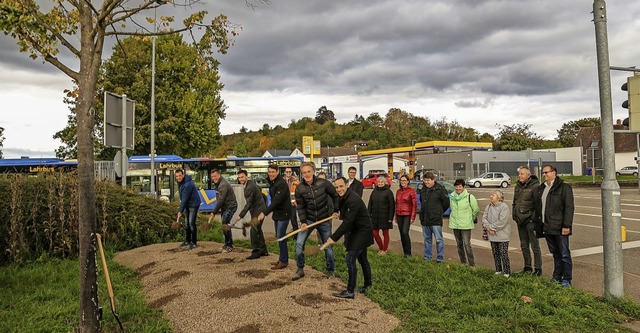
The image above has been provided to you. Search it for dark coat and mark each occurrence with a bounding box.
[368,185,395,230]
[418,182,450,226]
[348,179,364,197]
[239,179,267,219]
[395,186,417,220]
[512,175,540,226]
[331,189,374,250]
[178,175,201,213]
[264,174,292,221]
[533,177,574,236]
[211,176,237,214]
[295,176,339,223]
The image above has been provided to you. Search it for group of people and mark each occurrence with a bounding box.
[175,162,575,300]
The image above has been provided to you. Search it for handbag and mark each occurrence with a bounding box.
[482,227,489,241]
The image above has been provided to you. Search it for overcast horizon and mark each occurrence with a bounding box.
[1,0,639,158]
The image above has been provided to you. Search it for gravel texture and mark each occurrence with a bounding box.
[115,242,400,333]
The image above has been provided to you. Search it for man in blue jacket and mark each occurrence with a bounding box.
[176,169,201,250]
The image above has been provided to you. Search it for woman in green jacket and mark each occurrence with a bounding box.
[449,179,480,267]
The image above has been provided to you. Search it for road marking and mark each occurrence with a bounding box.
[575,212,640,225]
[571,240,640,258]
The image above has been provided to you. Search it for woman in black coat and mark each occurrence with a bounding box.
[368,176,395,255]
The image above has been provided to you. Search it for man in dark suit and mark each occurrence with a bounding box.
[258,164,292,269]
[236,169,268,259]
[347,166,364,197]
[321,177,373,299]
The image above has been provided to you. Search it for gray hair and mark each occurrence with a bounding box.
[491,189,504,202]
[377,175,387,182]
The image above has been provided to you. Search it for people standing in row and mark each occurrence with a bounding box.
[534,164,574,287]
[395,174,417,258]
[283,167,300,238]
[258,165,292,269]
[347,166,364,197]
[236,170,268,259]
[512,165,542,275]
[321,177,373,299]
[483,189,511,277]
[292,162,340,281]
[210,169,238,252]
[418,172,450,262]
[368,175,395,256]
[175,169,201,250]
[448,179,479,267]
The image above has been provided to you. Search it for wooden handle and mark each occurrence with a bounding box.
[276,216,333,242]
[96,234,116,311]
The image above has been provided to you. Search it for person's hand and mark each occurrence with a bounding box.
[320,238,335,251]
[410,219,415,224]
[561,227,570,236]
[235,216,241,222]
[489,229,496,235]
[332,212,339,219]
[300,223,308,231]
[258,212,265,221]
[177,212,182,218]
[210,213,215,220]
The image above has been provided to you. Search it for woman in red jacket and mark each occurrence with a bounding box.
[395,174,417,257]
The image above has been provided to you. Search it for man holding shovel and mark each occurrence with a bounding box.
[236,170,268,259]
[321,177,373,299]
[176,169,201,250]
[292,162,339,281]
[210,169,238,252]
[258,164,292,269]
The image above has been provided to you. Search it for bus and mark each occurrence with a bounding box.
[0,157,115,180]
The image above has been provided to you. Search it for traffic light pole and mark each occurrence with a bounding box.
[592,0,624,299]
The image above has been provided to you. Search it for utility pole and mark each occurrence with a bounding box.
[592,0,624,298]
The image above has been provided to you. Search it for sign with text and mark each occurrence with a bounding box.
[104,91,135,149]
[302,136,313,154]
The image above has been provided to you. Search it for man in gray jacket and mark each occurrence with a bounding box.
[210,169,238,252]
[512,166,542,275]
[236,169,268,259]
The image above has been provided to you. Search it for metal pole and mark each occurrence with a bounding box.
[121,94,127,188]
[637,134,640,193]
[150,6,157,198]
[592,0,624,298]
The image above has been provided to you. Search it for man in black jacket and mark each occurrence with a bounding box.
[258,164,292,269]
[418,172,450,262]
[347,166,364,197]
[210,169,238,252]
[534,164,574,287]
[512,165,542,275]
[236,170,268,259]
[293,162,339,281]
[321,177,373,299]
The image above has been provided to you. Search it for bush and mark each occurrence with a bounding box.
[0,173,179,265]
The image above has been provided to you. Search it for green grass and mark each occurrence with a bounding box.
[0,253,172,333]
[2,221,639,333]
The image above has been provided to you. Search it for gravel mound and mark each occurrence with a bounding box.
[115,242,400,333]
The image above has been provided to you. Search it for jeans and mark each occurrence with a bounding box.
[220,207,237,248]
[396,216,412,256]
[295,219,334,272]
[275,219,290,263]
[453,229,474,266]
[422,225,444,261]
[545,234,572,282]
[517,221,542,270]
[183,206,199,244]
[346,249,372,293]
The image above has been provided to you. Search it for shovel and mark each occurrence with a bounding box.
[276,216,333,242]
[221,222,248,237]
[96,233,125,332]
[200,214,213,232]
[171,215,182,231]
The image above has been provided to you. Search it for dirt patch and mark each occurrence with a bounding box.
[196,250,220,257]
[293,292,340,308]
[212,280,290,299]
[149,292,182,309]
[216,257,242,264]
[165,248,183,253]
[137,262,157,273]
[230,324,262,333]
[236,269,270,279]
[159,270,191,284]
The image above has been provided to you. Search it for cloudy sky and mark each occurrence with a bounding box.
[1,0,639,158]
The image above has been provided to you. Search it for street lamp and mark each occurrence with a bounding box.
[150,0,166,198]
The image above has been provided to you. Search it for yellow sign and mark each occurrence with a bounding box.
[199,189,217,205]
[313,140,321,155]
[302,136,313,155]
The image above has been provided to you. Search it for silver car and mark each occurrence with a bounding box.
[616,166,638,176]
[466,172,511,188]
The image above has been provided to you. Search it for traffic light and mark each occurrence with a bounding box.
[622,74,640,130]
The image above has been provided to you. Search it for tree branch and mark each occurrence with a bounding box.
[24,1,81,57]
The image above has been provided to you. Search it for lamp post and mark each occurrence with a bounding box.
[150,0,165,198]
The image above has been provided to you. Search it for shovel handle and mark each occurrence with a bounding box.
[276,216,333,242]
[96,234,116,311]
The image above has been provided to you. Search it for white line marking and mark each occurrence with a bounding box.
[571,240,640,258]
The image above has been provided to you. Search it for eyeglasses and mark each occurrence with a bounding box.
[542,171,551,174]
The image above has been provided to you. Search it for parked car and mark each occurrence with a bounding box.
[361,172,392,188]
[616,166,638,176]
[466,172,511,188]
[410,180,454,216]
